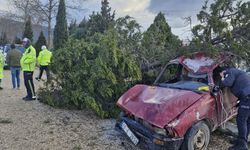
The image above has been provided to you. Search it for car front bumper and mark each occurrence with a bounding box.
[116,116,183,150]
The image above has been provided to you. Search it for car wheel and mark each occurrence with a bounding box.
[181,121,210,150]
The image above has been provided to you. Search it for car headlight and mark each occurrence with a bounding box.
[153,126,167,136]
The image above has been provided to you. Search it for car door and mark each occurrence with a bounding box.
[217,88,238,124]
[212,66,238,125]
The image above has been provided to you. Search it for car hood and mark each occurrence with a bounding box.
[117,84,205,128]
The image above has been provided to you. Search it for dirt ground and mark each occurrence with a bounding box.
[0,70,233,150]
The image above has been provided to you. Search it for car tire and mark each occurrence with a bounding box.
[181,121,210,150]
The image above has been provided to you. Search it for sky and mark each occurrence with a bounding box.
[75,0,208,40]
[0,0,210,40]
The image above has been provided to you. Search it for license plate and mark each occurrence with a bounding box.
[120,121,139,145]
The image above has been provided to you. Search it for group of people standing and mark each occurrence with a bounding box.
[0,37,52,101]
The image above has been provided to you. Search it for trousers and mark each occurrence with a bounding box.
[38,65,50,80]
[236,100,250,145]
[10,67,21,88]
[23,71,35,98]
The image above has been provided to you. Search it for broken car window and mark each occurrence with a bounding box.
[156,63,208,91]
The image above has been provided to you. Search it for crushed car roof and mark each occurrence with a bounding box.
[177,52,234,73]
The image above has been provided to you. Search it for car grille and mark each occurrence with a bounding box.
[132,115,167,136]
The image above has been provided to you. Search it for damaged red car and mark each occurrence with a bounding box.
[116,52,241,150]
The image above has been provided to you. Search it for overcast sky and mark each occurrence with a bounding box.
[72,0,209,40]
[0,0,210,40]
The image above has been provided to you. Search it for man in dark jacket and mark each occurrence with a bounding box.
[220,68,250,150]
[6,44,22,89]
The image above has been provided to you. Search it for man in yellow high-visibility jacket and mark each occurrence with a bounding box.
[36,45,52,81]
[20,38,36,101]
[0,49,4,90]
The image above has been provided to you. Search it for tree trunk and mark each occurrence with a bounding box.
[48,18,51,48]
[47,0,52,48]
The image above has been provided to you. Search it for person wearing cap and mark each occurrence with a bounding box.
[36,45,52,81]
[0,49,4,90]
[6,44,22,89]
[20,38,36,100]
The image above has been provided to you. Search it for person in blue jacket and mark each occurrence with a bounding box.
[220,68,250,150]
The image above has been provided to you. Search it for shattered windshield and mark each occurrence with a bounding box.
[155,63,209,91]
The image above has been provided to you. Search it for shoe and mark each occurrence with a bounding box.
[22,97,36,101]
[24,97,36,101]
[35,77,40,81]
[22,96,29,100]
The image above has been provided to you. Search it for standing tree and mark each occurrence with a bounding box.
[79,17,88,28]
[68,19,77,36]
[87,0,115,36]
[115,16,142,58]
[23,16,33,42]
[141,12,181,67]
[14,36,22,44]
[100,0,115,32]
[31,0,58,48]
[0,32,8,45]
[69,17,89,39]
[140,12,181,84]
[35,31,47,56]
[72,18,88,39]
[9,0,42,23]
[53,0,68,50]
[9,0,87,48]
